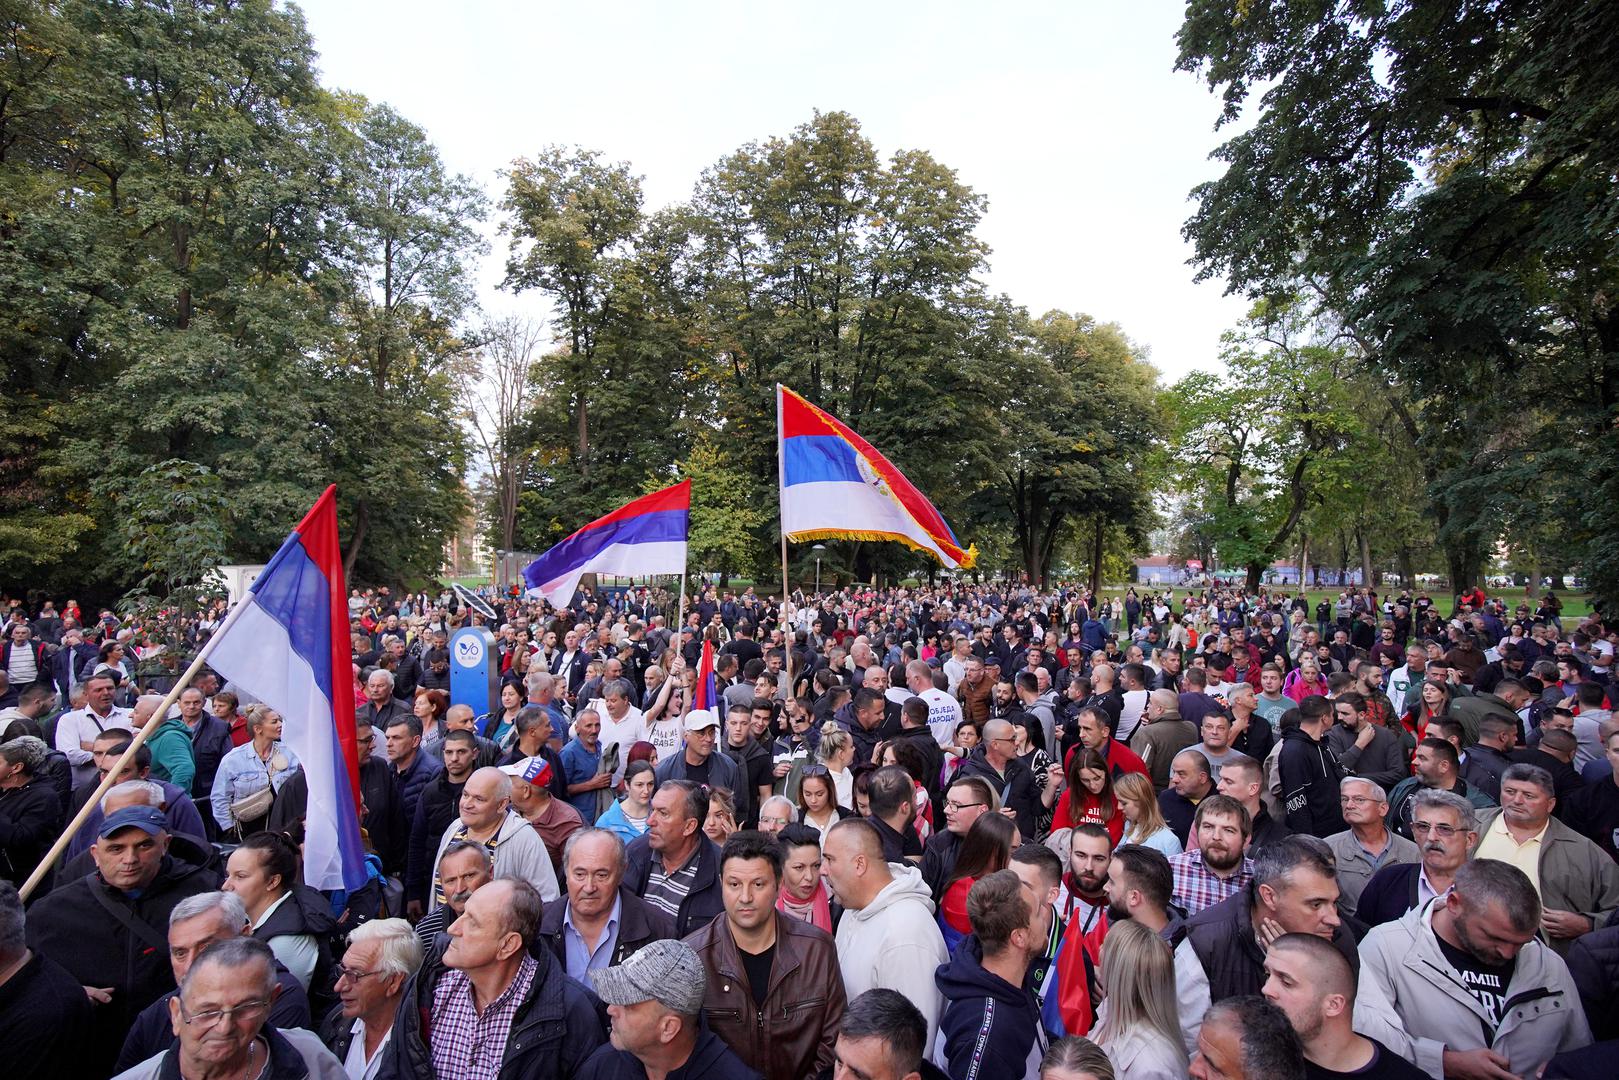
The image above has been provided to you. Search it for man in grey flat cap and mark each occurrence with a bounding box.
[577,938,760,1080]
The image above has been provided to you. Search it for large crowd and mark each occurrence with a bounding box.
[0,579,1615,1080]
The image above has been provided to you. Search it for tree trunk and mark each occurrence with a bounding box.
[1089,518,1104,596]
[1397,544,1415,589]
[1245,563,1263,592]
[1526,564,1541,599]
[1299,531,1311,593]
[343,497,370,581]
[1358,526,1375,589]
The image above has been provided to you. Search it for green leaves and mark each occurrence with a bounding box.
[1178,0,1619,593]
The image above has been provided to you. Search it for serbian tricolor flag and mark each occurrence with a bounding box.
[777,385,975,569]
[522,480,690,607]
[205,486,367,891]
[691,638,720,713]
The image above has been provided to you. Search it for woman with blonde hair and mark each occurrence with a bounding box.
[1091,920,1188,1079]
[1114,772,1181,856]
[211,704,300,838]
[817,721,856,809]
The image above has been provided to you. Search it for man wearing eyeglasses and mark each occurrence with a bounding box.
[1355,788,1477,927]
[113,890,311,1072]
[320,919,423,1080]
[113,937,344,1080]
[1322,778,1418,920]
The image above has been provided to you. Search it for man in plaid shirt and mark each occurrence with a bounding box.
[382,878,605,1079]
[1169,795,1254,915]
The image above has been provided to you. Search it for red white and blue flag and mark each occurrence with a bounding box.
[777,385,975,569]
[522,480,690,607]
[691,638,720,714]
[205,485,367,891]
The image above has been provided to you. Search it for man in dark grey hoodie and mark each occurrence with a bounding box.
[933,869,1049,1080]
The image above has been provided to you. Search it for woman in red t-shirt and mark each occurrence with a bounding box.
[1050,747,1124,847]
[939,812,1018,943]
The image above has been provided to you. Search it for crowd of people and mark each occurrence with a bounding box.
[0,577,1616,1080]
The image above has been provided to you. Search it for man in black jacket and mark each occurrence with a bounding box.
[0,879,92,1080]
[24,806,218,1076]
[624,780,724,937]
[957,719,1044,840]
[1178,835,1358,1032]
[1277,697,1346,837]
[385,879,605,1079]
[268,719,407,875]
[538,828,675,978]
[173,688,231,811]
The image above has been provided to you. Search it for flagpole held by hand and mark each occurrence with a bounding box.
[19,635,226,901]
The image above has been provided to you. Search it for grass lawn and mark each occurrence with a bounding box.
[1088,584,1595,619]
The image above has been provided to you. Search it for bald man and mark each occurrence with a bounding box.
[957,718,1044,839]
[1263,933,1424,1079]
[822,819,948,1048]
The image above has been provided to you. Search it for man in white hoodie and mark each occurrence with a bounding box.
[823,818,950,1048]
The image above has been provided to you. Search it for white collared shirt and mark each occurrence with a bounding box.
[344,1017,390,1080]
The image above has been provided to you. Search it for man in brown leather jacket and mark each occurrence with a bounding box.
[684,830,846,1080]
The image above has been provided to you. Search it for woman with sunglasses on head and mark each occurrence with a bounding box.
[796,764,848,844]
[937,812,1019,954]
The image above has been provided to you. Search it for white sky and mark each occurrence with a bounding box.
[296,0,1251,380]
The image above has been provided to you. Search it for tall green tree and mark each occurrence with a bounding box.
[1167,302,1361,590]
[1176,0,1619,595]
[502,147,644,481]
[0,2,480,597]
[969,310,1160,587]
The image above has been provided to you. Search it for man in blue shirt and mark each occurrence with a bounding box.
[561,708,608,822]
[538,828,675,981]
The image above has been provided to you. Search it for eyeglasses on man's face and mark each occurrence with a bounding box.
[178,999,271,1028]
[1410,821,1460,838]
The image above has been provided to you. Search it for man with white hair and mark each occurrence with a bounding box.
[358,669,410,731]
[1323,777,1418,920]
[114,891,310,1072]
[113,938,344,1080]
[128,693,194,792]
[319,918,423,1079]
[758,795,797,836]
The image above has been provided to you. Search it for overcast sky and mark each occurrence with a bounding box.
[296,1,1251,381]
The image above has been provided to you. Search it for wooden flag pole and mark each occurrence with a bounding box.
[20,644,218,901]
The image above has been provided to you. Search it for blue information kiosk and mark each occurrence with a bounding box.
[449,626,499,721]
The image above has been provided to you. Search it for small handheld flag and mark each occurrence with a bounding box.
[691,639,719,714]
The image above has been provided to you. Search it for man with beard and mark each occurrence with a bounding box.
[1105,843,1206,1053]
[1178,837,1359,1035]
[1056,824,1112,937]
[1359,860,1591,1080]
[1262,933,1426,1079]
[1170,795,1255,916]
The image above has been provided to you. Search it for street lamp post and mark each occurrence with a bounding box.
[813,544,826,594]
